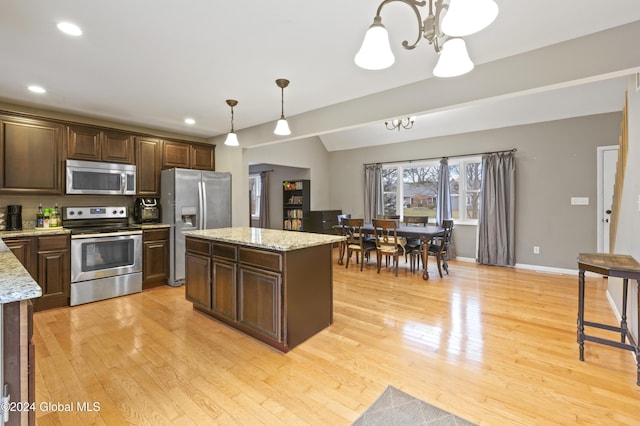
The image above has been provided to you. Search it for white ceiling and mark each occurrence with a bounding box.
[1,1,640,152]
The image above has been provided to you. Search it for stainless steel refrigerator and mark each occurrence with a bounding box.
[161,168,232,286]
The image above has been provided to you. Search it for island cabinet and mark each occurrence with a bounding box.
[184,228,342,352]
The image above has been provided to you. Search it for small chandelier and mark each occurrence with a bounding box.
[386,116,416,131]
[224,99,239,147]
[355,0,499,78]
[274,78,291,136]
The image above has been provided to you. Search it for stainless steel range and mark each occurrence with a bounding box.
[63,206,142,306]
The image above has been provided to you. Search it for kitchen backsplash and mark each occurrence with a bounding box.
[1,194,137,229]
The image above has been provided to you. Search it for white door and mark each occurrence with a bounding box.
[597,145,618,253]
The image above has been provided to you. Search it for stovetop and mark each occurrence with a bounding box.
[62,206,140,235]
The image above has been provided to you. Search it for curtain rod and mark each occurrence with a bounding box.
[363,148,517,167]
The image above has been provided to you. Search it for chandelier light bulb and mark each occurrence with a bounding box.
[441,0,499,37]
[354,17,395,70]
[433,38,474,78]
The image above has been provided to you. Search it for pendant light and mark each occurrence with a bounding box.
[224,99,239,147]
[274,79,291,136]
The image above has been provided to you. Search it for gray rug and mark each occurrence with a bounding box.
[352,386,477,426]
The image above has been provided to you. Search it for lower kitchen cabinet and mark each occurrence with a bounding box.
[211,243,237,322]
[185,238,212,310]
[142,228,170,289]
[3,234,70,311]
[238,265,282,342]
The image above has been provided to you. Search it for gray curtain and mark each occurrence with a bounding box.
[435,158,451,226]
[364,164,383,223]
[258,171,269,228]
[477,152,516,266]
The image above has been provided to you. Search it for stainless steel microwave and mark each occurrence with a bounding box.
[66,159,136,195]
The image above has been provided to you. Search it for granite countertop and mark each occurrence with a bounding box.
[0,239,42,304]
[185,227,345,251]
[0,227,70,238]
[140,223,171,229]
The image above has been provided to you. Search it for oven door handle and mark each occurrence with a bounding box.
[71,230,143,239]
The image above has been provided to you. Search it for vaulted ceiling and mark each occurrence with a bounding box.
[2,1,640,151]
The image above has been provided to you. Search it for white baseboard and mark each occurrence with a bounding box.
[452,257,597,276]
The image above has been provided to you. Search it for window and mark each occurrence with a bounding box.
[249,174,261,219]
[381,157,481,224]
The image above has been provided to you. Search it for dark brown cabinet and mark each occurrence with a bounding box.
[184,235,333,352]
[0,115,64,194]
[306,210,343,234]
[34,235,71,311]
[136,137,162,195]
[3,238,36,279]
[238,265,282,342]
[67,124,135,164]
[191,144,215,170]
[211,243,237,322]
[185,238,212,310]
[142,228,170,289]
[3,300,35,426]
[4,234,70,311]
[163,140,215,170]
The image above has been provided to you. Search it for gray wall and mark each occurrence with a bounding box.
[328,112,622,270]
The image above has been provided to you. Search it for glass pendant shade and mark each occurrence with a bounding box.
[441,0,499,37]
[224,131,239,146]
[274,118,291,136]
[433,38,474,78]
[354,19,395,70]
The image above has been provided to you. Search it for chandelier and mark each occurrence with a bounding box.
[386,116,416,131]
[355,0,499,78]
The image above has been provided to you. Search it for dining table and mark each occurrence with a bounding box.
[333,223,445,280]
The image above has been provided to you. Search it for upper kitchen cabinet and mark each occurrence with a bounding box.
[163,140,215,170]
[67,124,135,164]
[190,143,215,170]
[0,115,64,194]
[135,136,162,195]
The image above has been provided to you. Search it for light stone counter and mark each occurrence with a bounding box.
[140,223,170,230]
[0,227,70,239]
[184,227,344,251]
[0,239,42,304]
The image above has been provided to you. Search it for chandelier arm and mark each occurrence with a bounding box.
[374,0,427,51]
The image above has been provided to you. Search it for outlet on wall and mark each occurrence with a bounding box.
[533,246,540,254]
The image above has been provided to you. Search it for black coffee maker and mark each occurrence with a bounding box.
[7,205,22,231]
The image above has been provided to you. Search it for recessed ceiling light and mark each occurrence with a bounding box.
[184,118,196,125]
[57,22,82,36]
[28,85,46,94]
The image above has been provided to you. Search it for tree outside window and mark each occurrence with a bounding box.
[382,157,481,224]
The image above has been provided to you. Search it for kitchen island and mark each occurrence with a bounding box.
[184,227,344,352]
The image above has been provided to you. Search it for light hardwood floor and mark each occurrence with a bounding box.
[33,250,640,425]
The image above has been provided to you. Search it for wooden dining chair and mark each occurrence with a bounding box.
[427,219,454,277]
[336,214,352,264]
[372,218,400,276]
[342,218,376,271]
[404,216,429,273]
